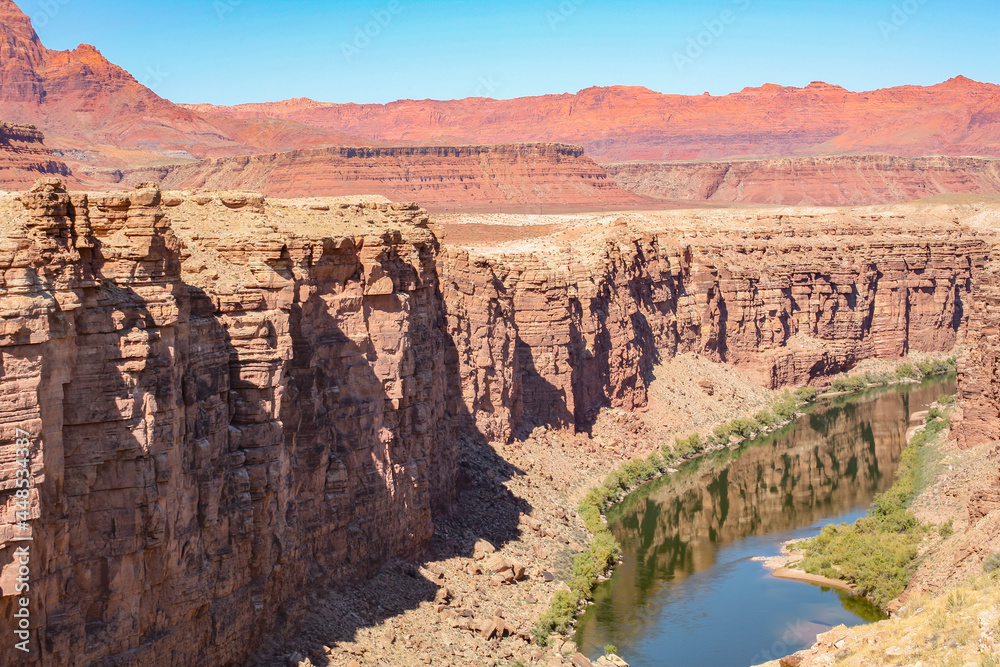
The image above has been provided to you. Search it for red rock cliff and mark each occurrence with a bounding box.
[119,144,648,211]
[439,212,984,439]
[603,155,1000,206]
[188,78,1000,162]
[0,180,460,665]
[0,186,985,665]
[0,122,74,190]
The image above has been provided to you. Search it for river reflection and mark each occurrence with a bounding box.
[574,376,955,667]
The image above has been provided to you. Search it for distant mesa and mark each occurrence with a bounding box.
[118,143,651,212]
[1,0,1000,207]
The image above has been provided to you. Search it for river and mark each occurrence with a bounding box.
[574,376,956,666]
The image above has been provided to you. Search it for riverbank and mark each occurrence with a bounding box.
[255,355,961,666]
[754,546,857,593]
[538,357,958,648]
[759,401,955,610]
[754,390,1000,666]
[254,354,778,667]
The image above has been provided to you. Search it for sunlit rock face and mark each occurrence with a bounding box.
[0,180,985,665]
[0,180,460,665]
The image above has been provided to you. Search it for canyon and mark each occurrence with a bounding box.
[0,0,999,664]
[0,179,990,665]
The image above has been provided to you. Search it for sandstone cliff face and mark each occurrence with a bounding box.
[0,122,74,190]
[0,181,460,665]
[0,185,986,665]
[955,224,1000,449]
[603,155,1000,206]
[119,144,648,211]
[439,213,984,439]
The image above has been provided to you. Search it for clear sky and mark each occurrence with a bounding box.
[22,0,1000,105]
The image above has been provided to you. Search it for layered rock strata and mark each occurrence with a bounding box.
[0,122,74,190]
[603,155,1000,206]
[119,144,649,211]
[0,180,460,665]
[188,77,1000,161]
[955,239,1000,448]
[0,184,986,665]
[440,212,984,439]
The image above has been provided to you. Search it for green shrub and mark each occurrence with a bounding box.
[729,418,756,439]
[753,410,775,430]
[797,406,953,610]
[984,552,1000,573]
[712,422,733,444]
[647,451,667,473]
[604,645,619,656]
[939,519,954,538]
[896,364,918,380]
[533,589,578,643]
[793,386,818,402]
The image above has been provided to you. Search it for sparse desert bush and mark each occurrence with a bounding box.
[798,406,953,609]
[533,589,578,643]
[939,519,954,537]
[984,552,1000,573]
[945,589,969,611]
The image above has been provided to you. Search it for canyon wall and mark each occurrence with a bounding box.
[440,213,984,440]
[0,183,985,665]
[956,231,1000,448]
[0,181,460,665]
[119,144,648,211]
[603,155,1000,206]
[0,122,74,190]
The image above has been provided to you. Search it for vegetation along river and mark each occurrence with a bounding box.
[574,375,956,666]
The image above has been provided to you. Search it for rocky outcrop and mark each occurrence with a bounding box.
[955,239,1000,448]
[188,77,1000,162]
[603,155,1000,206]
[0,183,986,665]
[119,144,648,211]
[440,213,984,439]
[0,122,74,190]
[0,180,460,665]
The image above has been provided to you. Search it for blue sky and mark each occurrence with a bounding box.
[23,0,1000,105]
